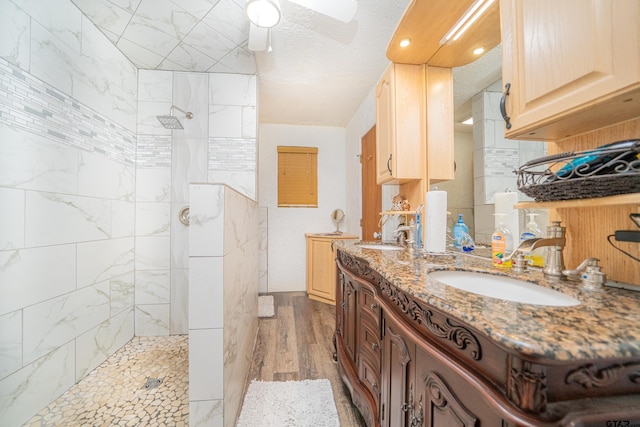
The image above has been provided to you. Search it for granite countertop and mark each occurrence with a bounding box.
[336,240,640,362]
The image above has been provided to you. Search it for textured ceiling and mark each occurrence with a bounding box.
[72,0,501,127]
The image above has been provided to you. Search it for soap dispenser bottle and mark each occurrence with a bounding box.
[492,213,513,269]
[452,214,469,249]
[521,213,544,267]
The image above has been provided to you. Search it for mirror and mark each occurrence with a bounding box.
[331,209,345,233]
[441,44,549,248]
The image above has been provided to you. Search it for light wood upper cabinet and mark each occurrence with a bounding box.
[375,63,424,184]
[500,0,640,140]
[375,63,454,187]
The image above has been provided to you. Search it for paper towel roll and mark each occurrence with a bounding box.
[425,190,447,253]
[495,191,519,240]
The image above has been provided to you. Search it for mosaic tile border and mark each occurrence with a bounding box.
[209,137,256,171]
[483,148,520,176]
[0,58,136,166]
[137,135,172,168]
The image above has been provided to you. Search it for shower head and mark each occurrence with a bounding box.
[157,115,184,129]
[156,105,194,129]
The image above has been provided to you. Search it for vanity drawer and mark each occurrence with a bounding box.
[358,351,381,404]
[359,282,380,326]
[359,315,381,364]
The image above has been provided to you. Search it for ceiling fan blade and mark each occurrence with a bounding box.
[288,0,357,23]
[248,23,269,51]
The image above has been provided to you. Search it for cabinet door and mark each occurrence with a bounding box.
[381,315,414,427]
[376,66,394,184]
[375,64,426,185]
[414,339,505,426]
[306,237,335,304]
[501,0,640,140]
[337,270,358,363]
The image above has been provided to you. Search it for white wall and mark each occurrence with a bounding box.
[258,124,347,292]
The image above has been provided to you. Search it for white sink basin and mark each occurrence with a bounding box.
[357,244,404,251]
[428,270,580,307]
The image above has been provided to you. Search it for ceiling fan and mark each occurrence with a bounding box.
[246,0,358,51]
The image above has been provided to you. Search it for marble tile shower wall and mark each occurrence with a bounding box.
[0,0,138,424]
[136,70,257,337]
[188,184,259,427]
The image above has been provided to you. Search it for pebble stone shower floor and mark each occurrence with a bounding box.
[23,335,189,427]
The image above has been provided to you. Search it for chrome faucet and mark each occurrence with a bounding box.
[394,225,413,246]
[505,221,567,280]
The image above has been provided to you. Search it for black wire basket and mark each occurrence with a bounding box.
[516,139,640,202]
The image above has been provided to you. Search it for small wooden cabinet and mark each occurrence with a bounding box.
[500,0,640,140]
[375,63,424,184]
[305,233,357,305]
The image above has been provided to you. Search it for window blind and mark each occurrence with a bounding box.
[277,146,318,207]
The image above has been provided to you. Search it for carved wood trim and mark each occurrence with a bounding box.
[338,251,482,361]
[423,372,478,426]
[508,360,547,413]
[406,300,482,361]
[385,325,412,365]
[566,362,640,388]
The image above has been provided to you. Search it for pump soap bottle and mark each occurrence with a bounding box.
[521,213,544,267]
[492,213,514,269]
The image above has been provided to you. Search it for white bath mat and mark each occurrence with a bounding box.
[237,379,340,427]
[258,295,275,318]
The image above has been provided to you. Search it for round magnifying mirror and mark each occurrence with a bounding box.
[331,209,345,233]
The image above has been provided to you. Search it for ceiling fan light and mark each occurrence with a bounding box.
[246,0,281,28]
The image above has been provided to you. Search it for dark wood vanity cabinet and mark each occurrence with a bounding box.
[380,303,504,427]
[334,250,640,427]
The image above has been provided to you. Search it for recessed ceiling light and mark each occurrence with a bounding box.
[473,47,485,55]
[399,38,411,48]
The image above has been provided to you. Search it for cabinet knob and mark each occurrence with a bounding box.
[500,83,512,130]
[371,342,379,350]
[372,382,378,390]
[370,303,377,311]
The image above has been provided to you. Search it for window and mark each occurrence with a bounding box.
[277,146,318,207]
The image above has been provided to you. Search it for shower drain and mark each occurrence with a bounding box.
[142,377,163,389]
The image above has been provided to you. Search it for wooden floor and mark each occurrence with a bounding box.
[248,291,366,427]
